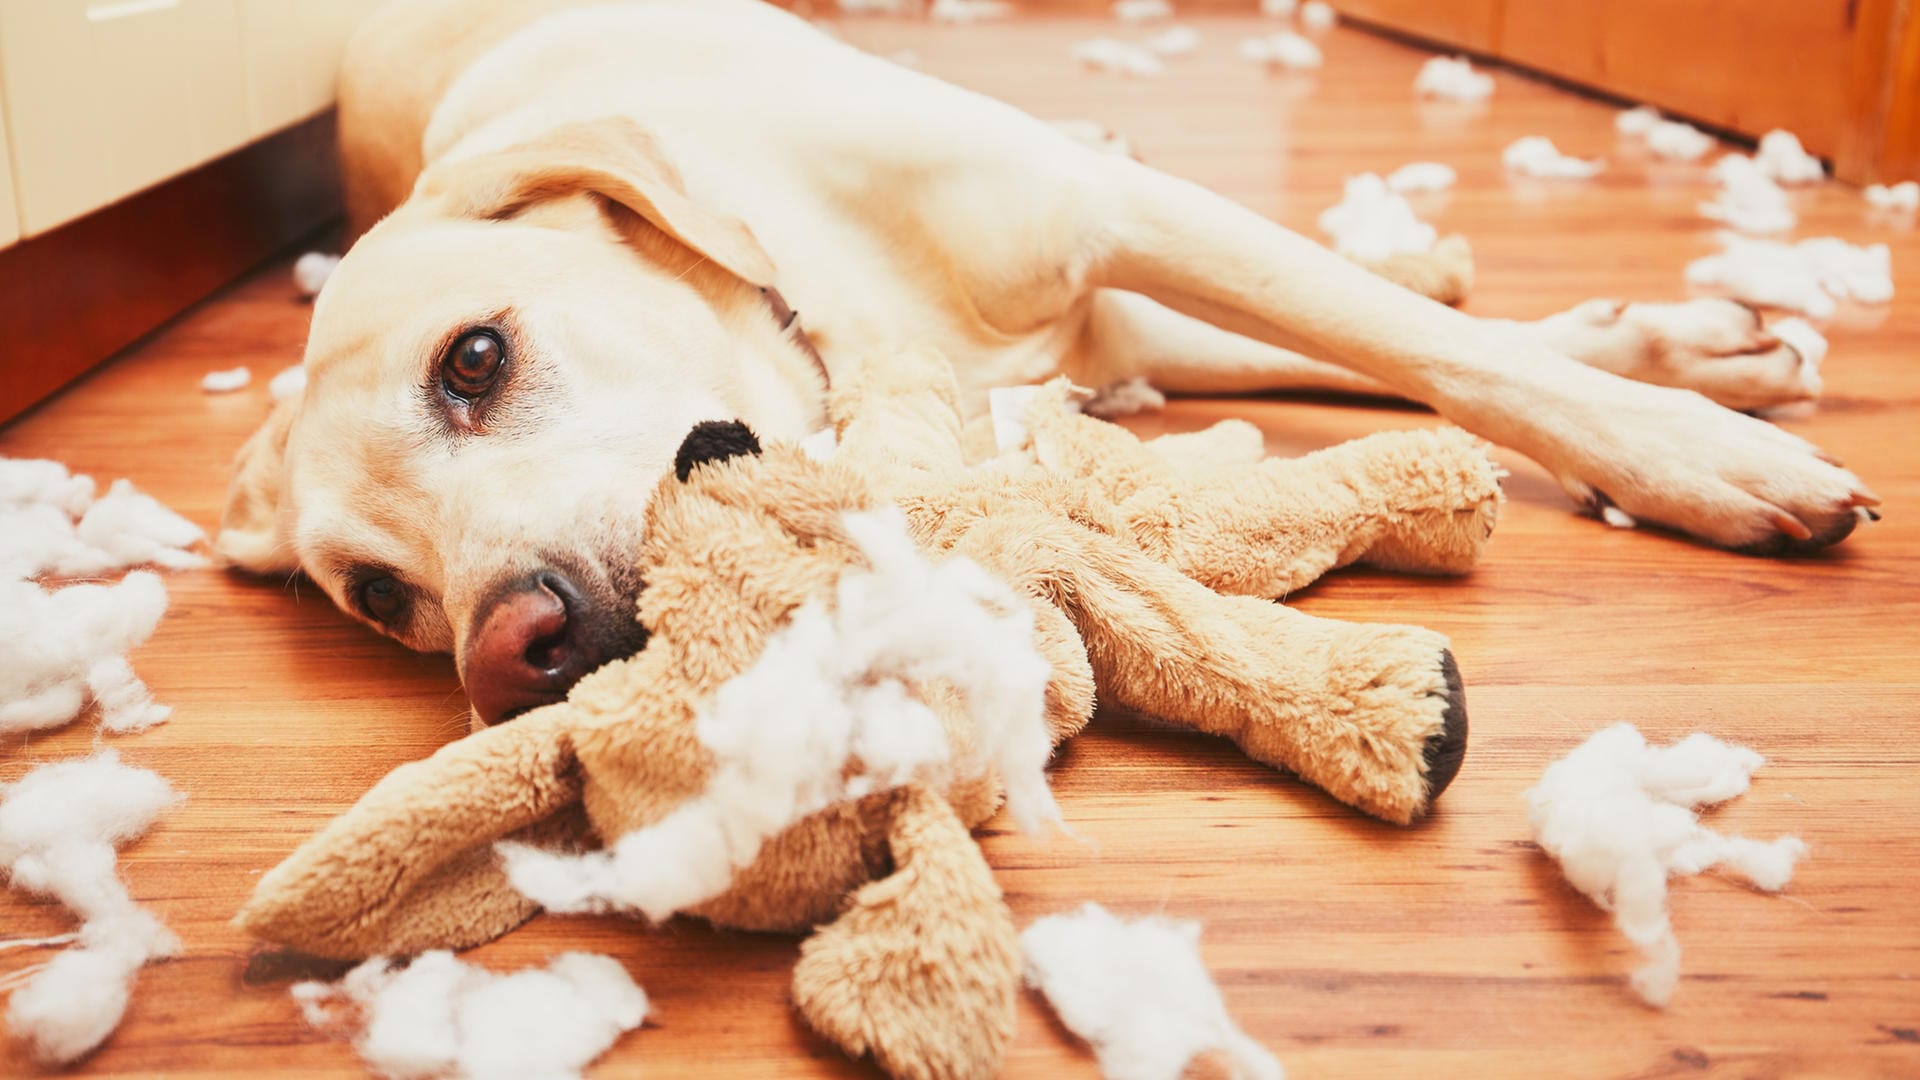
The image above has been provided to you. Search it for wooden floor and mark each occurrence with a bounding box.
[4,12,1918,1080]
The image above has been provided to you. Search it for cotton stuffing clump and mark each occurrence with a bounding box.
[291,951,648,1080]
[0,751,182,1064]
[1526,723,1806,1006]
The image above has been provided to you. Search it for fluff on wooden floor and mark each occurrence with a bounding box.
[1526,723,1807,1007]
[500,507,1056,922]
[1022,903,1283,1080]
[1503,136,1603,179]
[1317,173,1436,260]
[1686,233,1894,320]
[291,951,648,1080]
[291,251,340,298]
[1701,154,1796,234]
[1,458,205,735]
[0,751,182,1065]
[1238,31,1320,70]
[1414,56,1493,102]
[199,367,252,394]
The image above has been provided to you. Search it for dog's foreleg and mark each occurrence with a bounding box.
[1088,161,1874,553]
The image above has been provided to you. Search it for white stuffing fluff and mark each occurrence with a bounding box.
[1685,232,1893,320]
[1599,505,1637,530]
[1259,0,1298,15]
[0,459,202,735]
[1238,31,1320,70]
[292,252,340,298]
[499,507,1057,921]
[199,366,251,394]
[1022,903,1284,1080]
[1615,105,1660,138]
[1143,25,1199,56]
[1317,172,1436,260]
[1503,136,1604,179]
[1299,0,1336,31]
[0,483,203,581]
[1414,56,1493,102]
[0,751,182,1064]
[0,459,95,517]
[929,0,1011,23]
[291,951,647,1080]
[1865,181,1919,214]
[0,573,173,735]
[838,0,912,12]
[1526,723,1807,1007]
[268,363,308,400]
[1083,376,1166,419]
[1644,120,1714,162]
[1768,316,1829,374]
[1386,161,1456,194]
[1753,129,1825,185]
[1614,107,1715,161]
[1112,0,1172,22]
[1072,37,1166,78]
[1701,154,1796,233]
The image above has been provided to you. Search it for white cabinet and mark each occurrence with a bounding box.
[238,0,386,137]
[0,0,385,244]
[0,0,252,236]
[0,96,18,248]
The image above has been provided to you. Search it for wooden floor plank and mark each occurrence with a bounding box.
[2,12,1916,1079]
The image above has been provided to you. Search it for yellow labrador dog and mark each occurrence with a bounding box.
[219,0,1874,725]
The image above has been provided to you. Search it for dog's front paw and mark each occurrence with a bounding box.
[1551,298,1825,413]
[1526,367,1875,554]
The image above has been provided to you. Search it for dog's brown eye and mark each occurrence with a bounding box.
[442,330,505,399]
[356,576,408,625]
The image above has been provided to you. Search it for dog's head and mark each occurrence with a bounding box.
[218,117,827,725]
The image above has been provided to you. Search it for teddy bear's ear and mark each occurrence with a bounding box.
[673,420,762,480]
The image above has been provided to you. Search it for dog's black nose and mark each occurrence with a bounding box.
[674,420,761,480]
[463,571,641,725]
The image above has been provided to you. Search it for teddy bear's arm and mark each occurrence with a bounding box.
[790,785,1021,1080]
[930,504,1466,824]
[237,705,587,959]
[1025,396,1504,595]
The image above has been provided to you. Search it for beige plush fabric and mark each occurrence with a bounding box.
[239,347,1502,1079]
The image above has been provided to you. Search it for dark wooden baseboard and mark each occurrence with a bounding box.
[0,113,341,427]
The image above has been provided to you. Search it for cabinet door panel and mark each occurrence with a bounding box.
[238,0,387,137]
[0,0,249,236]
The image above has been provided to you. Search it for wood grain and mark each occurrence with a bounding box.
[2,13,1917,1079]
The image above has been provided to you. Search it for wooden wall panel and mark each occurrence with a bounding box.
[1329,0,1501,53]
[1498,1,1856,157]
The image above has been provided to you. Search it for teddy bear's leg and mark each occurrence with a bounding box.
[1026,400,1503,594]
[1031,597,1097,747]
[791,785,1022,1080]
[942,513,1466,824]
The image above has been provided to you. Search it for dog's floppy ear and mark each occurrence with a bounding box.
[216,394,300,575]
[417,115,775,287]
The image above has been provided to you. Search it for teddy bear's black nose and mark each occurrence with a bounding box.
[674,420,762,480]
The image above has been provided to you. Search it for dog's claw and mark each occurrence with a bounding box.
[1768,508,1814,541]
[1846,490,1883,509]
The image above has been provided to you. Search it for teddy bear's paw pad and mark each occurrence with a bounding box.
[1421,649,1469,804]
